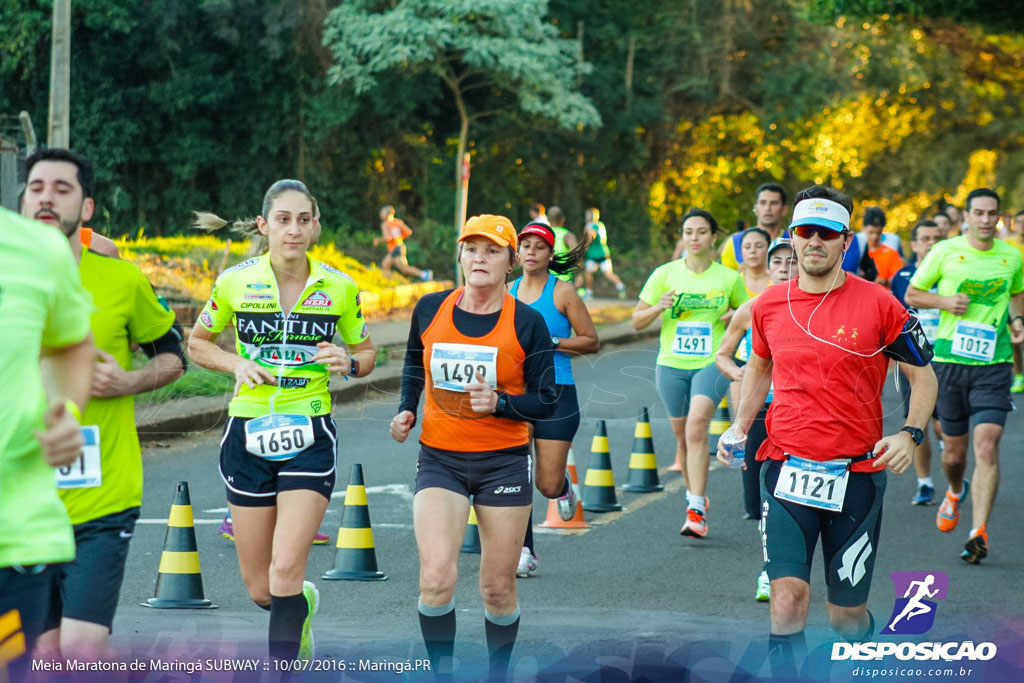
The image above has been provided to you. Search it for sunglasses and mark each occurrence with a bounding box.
[791,224,849,241]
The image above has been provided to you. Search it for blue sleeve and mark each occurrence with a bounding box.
[890,268,911,308]
[841,238,860,273]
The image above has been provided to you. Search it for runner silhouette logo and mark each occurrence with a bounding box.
[881,571,949,635]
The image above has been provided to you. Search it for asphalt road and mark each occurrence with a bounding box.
[106,340,1024,681]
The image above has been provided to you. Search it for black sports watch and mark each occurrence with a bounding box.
[900,426,924,445]
[348,358,360,377]
[551,336,561,348]
[495,393,508,414]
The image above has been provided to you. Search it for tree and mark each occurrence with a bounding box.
[323,0,602,245]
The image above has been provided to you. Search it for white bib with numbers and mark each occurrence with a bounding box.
[430,343,498,392]
[244,414,314,461]
[773,455,851,512]
[916,308,939,345]
[951,320,996,362]
[672,321,713,357]
[56,426,101,489]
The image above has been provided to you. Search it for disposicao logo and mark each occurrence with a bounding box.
[882,571,946,635]
[832,571,997,662]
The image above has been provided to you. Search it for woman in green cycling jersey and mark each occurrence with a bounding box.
[188,179,376,662]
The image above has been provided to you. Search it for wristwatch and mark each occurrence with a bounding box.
[551,336,561,348]
[900,426,924,445]
[495,393,508,414]
[348,358,360,377]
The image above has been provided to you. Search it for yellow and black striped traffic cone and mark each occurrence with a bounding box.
[323,464,387,581]
[460,505,481,554]
[582,420,622,512]
[622,407,663,493]
[708,397,731,455]
[143,481,216,609]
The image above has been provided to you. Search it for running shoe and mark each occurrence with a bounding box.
[936,480,969,533]
[516,547,537,578]
[298,581,320,661]
[616,284,627,300]
[555,472,578,521]
[218,516,234,541]
[911,483,934,506]
[219,516,330,545]
[680,508,708,538]
[961,525,988,565]
[756,571,771,602]
[421,269,433,282]
[1012,374,1024,394]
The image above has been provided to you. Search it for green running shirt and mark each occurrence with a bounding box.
[0,209,92,566]
[59,249,177,525]
[910,236,1024,365]
[639,259,748,370]
[199,253,369,417]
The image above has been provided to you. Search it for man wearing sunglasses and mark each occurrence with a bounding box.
[905,188,1024,565]
[720,185,937,675]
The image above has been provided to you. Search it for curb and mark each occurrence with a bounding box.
[136,321,658,439]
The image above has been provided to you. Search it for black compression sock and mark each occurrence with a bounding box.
[484,608,520,682]
[418,599,456,677]
[269,592,308,661]
[523,513,535,556]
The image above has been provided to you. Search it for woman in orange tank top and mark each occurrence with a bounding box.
[390,215,556,680]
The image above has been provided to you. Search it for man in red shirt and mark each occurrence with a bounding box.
[718,185,937,674]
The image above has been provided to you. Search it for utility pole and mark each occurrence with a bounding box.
[48,0,71,148]
[454,152,470,286]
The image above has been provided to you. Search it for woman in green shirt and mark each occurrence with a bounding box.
[632,208,747,538]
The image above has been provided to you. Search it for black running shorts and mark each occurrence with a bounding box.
[932,362,1012,437]
[532,383,581,442]
[760,459,886,608]
[415,444,533,507]
[43,507,140,630]
[220,415,338,507]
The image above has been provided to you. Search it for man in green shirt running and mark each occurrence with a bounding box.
[906,187,1024,565]
[21,149,187,660]
[0,207,94,680]
[578,207,626,299]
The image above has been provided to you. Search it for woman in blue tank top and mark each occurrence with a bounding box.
[510,221,599,576]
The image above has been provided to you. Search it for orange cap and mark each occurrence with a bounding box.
[459,214,517,250]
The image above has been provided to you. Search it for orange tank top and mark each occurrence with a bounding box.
[79,226,93,248]
[420,288,529,452]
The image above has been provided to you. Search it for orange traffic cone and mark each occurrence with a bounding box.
[460,506,481,554]
[623,407,663,493]
[322,464,387,581]
[539,447,589,529]
[582,421,622,512]
[143,482,216,609]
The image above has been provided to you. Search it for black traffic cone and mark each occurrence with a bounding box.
[323,464,387,581]
[622,407,663,493]
[460,506,481,554]
[708,397,731,454]
[582,421,622,512]
[143,481,216,609]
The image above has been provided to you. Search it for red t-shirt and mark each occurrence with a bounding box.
[751,275,909,473]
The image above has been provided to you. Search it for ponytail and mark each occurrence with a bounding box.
[192,212,268,254]
[547,239,588,276]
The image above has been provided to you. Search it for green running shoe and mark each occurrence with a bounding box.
[298,581,320,661]
[1012,374,1024,394]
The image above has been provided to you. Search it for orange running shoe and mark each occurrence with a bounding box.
[680,508,708,538]
[961,525,988,565]
[936,480,968,533]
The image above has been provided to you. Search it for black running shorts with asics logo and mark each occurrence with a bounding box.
[415,444,533,507]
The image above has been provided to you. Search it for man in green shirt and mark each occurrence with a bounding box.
[0,207,94,678]
[21,149,187,660]
[906,187,1024,565]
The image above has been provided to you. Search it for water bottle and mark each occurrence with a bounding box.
[721,426,746,469]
